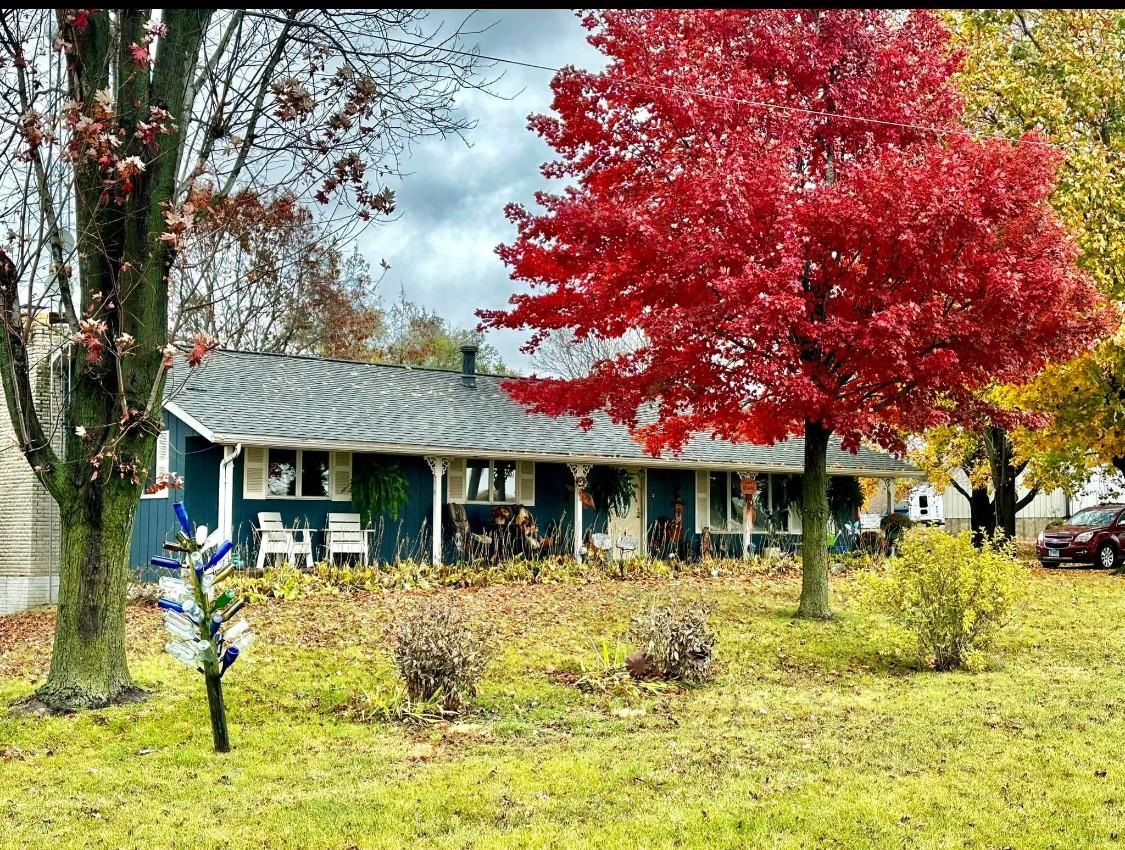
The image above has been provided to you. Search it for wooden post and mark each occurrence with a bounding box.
[739,473,757,559]
[425,457,448,566]
[569,464,592,562]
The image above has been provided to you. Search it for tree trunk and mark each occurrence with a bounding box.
[35,482,141,711]
[985,426,1020,539]
[993,471,1018,539]
[969,486,996,547]
[797,419,833,619]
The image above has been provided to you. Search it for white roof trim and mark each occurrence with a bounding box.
[164,401,216,442]
[193,431,919,478]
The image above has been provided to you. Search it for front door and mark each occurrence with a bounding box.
[609,467,646,560]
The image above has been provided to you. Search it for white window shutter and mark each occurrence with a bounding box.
[243,446,267,499]
[331,452,352,501]
[447,458,466,503]
[142,430,172,499]
[695,470,710,534]
[516,460,536,506]
[155,430,170,477]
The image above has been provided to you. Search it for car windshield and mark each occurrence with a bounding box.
[1067,508,1119,527]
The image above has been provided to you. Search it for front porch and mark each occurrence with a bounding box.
[214,449,813,570]
[135,441,828,574]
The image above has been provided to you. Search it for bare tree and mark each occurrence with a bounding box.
[530,329,647,379]
[0,9,489,711]
[172,215,386,358]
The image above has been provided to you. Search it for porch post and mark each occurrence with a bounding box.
[569,463,592,562]
[424,457,449,565]
[738,472,756,559]
[218,443,242,541]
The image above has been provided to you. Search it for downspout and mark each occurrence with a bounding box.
[219,443,242,542]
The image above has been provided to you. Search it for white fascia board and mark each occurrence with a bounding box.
[201,431,917,478]
[163,402,216,442]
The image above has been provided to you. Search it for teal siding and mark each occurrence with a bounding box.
[130,414,200,575]
[231,452,437,565]
[130,430,812,570]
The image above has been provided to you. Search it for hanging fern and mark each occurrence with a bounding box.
[351,454,409,526]
[827,475,864,528]
[584,466,635,516]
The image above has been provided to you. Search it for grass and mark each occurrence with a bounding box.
[3,565,1125,848]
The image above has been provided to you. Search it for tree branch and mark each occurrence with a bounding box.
[0,249,69,502]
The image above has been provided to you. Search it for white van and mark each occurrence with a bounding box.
[908,485,944,526]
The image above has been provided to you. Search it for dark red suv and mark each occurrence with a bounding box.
[1037,503,1125,569]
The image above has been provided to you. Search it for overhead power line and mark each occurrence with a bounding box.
[381,34,1062,150]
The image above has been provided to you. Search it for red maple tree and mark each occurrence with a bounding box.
[481,9,1108,617]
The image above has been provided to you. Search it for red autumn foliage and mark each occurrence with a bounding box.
[186,330,218,368]
[481,9,1109,458]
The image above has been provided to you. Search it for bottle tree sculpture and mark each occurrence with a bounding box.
[151,502,254,752]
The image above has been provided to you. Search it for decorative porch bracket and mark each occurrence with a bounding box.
[569,463,592,562]
[424,456,449,566]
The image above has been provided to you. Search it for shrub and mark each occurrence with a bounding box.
[389,600,492,712]
[230,564,328,602]
[880,513,915,547]
[855,530,887,556]
[864,528,1026,671]
[628,600,717,683]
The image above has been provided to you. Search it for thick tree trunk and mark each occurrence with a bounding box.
[985,426,1022,539]
[797,419,833,619]
[969,486,996,547]
[35,483,141,711]
[994,473,1018,539]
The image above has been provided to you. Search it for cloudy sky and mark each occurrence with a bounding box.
[360,9,605,371]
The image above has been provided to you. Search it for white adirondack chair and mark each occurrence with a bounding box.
[255,512,314,571]
[325,512,369,565]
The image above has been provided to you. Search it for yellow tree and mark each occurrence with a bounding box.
[938,10,1125,526]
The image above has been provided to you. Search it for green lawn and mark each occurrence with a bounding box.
[3,566,1125,849]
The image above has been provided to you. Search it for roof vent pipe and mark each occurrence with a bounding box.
[460,344,478,388]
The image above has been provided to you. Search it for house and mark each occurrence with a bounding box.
[2,344,917,613]
[0,315,64,615]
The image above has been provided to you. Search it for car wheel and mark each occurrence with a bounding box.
[1097,542,1119,570]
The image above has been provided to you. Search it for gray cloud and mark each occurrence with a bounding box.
[360,9,605,370]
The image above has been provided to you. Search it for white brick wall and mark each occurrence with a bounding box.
[0,315,64,614]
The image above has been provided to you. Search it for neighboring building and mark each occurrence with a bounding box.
[0,315,64,615]
[942,470,1069,538]
[2,346,917,613]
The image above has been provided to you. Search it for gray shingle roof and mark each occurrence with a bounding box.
[167,350,916,476]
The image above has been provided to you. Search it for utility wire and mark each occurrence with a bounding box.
[382,34,1083,152]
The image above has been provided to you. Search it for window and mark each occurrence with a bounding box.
[709,471,743,533]
[697,470,781,533]
[301,451,331,498]
[465,458,518,504]
[266,448,331,499]
[140,430,170,500]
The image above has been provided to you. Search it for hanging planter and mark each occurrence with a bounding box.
[351,454,409,526]
[583,466,635,516]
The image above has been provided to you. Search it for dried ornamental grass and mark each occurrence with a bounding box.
[388,600,492,712]
[628,600,717,684]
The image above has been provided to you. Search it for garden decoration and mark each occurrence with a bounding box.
[152,501,253,753]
